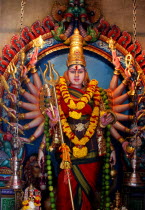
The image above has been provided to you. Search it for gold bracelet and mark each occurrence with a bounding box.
[128,115,134,120]
[29,135,36,142]
[39,142,45,150]
[23,124,29,130]
[125,128,130,133]
[18,113,25,120]
[30,66,37,74]
[127,90,132,96]
[23,77,30,84]
[118,137,125,143]
[20,88,25,94]
[18,101,22,106]
[114,68,120,75]
[122,79,129,85]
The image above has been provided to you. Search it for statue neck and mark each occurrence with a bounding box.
[69,84,83,89]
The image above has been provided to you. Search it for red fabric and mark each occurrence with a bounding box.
[59,86,93,117]
[60,97,93,117]
[56,161,101,210]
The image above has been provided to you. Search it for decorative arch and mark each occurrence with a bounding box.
[0,2,144,208]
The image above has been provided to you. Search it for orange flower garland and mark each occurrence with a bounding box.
[59,76,98,110]
[58,77,99,119]
[56,77,101,158]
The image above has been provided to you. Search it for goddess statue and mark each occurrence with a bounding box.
[38,29,133,210]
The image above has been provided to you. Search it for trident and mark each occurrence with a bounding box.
[43,61,75,210]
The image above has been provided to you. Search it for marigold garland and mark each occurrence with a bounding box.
[56,77,101,158]
[58,76,98,110]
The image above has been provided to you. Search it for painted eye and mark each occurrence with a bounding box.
[70,70,75,73]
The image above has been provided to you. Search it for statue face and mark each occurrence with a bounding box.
[68,64,86,88]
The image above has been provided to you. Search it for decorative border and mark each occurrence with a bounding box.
[0,17,145,76]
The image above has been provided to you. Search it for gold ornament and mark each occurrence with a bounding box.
[32,35,45,48]
[107,37,116,50]
[66,28,86,67]
[29,135,36,142]
[125,52,134,68]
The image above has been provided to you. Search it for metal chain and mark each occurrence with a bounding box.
[20,0,26,33]
[132,0,139,140]
[15,0,26,145]
[132,0,137,44]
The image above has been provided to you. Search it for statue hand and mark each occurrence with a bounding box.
[112,50,121,69]
[15,137,30,143]
[29,47,39,67]
[46,106,59,127]
[38,149,45,168]
[122,141,135,157]
[21,65,28,78]
[7,107,16,115]
[6,93,17,103]
[100,112,115,127]
[110,150,116,166]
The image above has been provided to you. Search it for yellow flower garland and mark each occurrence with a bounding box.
[59,77,98,110]
[56,77,101,158]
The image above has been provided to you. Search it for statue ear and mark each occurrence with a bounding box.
[83,71,90,87]
[63,71,71,86]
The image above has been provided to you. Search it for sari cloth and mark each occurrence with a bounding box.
[56,87,102,210]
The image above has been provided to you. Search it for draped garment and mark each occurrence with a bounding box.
[56,86,104,210]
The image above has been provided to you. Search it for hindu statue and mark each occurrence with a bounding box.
[38,29,134,210]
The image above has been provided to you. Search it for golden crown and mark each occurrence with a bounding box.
[67,28,86,67]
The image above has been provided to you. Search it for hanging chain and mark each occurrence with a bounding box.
[15,0,26,144]
[132,0,139,146]
[132,0,137,44]
[20,0,26,33]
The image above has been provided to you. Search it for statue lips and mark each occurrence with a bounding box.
[74,79,80,82]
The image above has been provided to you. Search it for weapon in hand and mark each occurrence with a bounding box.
[39,65,55,118]
[43,61,75,210]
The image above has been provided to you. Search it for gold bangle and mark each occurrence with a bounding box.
[30,66,37,74]
[18,113,25,120]
[29,135,36,142]
[20,88,25,94]
[128,115,134,120]
[23,124,29,130]
[23,77,30,84]
[127,90,132,96]
[125,128,130,133]
[39,142,45,150]
[114,68,120,75]
[118,137,125,143]
[18,101,22,106]
[122,79,129,85]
